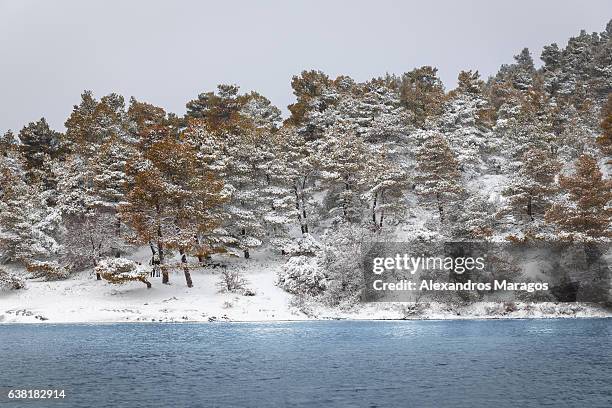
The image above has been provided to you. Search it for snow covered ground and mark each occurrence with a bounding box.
[1,251,610,323]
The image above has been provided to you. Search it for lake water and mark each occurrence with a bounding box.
[0,319,610,407]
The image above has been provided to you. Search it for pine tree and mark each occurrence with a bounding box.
[362,150,409,229]
[270,125,319,235]
[18,118,64,193]
[185,86,279,258]
[510,48,536,91]
[258,130,299,250]
[64,92,130,157]
[501,148,560,227]
[493,76,557,170]
[55,155,109,277]
[0,131,18,156]
[545,154,611,239]
[415,134,463,223]
[319,127,370,223]
[121,127,225,286]
[287,70,336,137]
[399,66,445,127]
[183,119,236,258]
[55,135,133,276]
[0,159,61,263]
[440,70,494,177]
[597,93,612,159]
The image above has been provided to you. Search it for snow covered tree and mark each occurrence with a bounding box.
[286,70,337,138]
[185,86,283,257]
[121,128,226,287]
[239,91,282,131]
[0,159,62,264]
[500,148,560,228]
[415,134,463,223]
[96,258,151,289]
[258,130,300,249]
[18,118,64,196]
[277,233,327,296]
[447,191,497,239]
[545,154,611,239]
[55,155,116,277]
[64,92,131,157]
[269,125,319,235]
[317,222,374,306]
[362,149,409,229]
[89,136,133,252]
[510,48,536,91]
[493,78,558,171]
[319,127,371,223]
[440,70,494,177]
[399,66,445,127]
[598,93,612,159]
[541,42,564,97]
[55,92,135,275]
[183,119,236,258]
[0,131,18,156]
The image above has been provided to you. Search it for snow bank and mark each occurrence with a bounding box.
[0,253,609,324]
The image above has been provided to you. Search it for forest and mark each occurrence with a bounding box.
[0,21,610,307]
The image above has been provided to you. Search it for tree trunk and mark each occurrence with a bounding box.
[194,235,205,263]
[527,195,534,221]
[156,221,169,283]
[91,237,102,280]
[158,241,168,284]
[93,257,101,281]
[436,192,444,222]
[114,217,121,257]
[379,191,385,228]
[300,179,309,233]
[139,277,152,289]
[180,250,193,288]
[293,185,304,233]
[372,193,377,224]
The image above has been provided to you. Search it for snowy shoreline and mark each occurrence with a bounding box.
[2,253,610,324]
[1,277,609,324]
[2,310,611,324]
[2,313,610,325]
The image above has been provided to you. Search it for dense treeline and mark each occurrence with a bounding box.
[0,22,610,295]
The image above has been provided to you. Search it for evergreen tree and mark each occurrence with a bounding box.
[287,70,336,136]
[64,92,131,156]
[415,134,463,223]
[121,124,226,286]
[545,154,611,239]
[18,118,63,191]
[0,159,61,263]
[363,150,409,229]
[399,66,445,127]
[185,86,279,258]
[597,93,612,159]
[319,127,370,223]
[440,70,494,177]
[0,131,18,157]
[500,148,560,227]
[270,125,319,235]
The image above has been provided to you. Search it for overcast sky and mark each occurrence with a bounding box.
[1,0,611,133]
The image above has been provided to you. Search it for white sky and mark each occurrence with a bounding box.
[1,0,611,132]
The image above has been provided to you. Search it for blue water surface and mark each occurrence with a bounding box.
[0,319,610,408]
